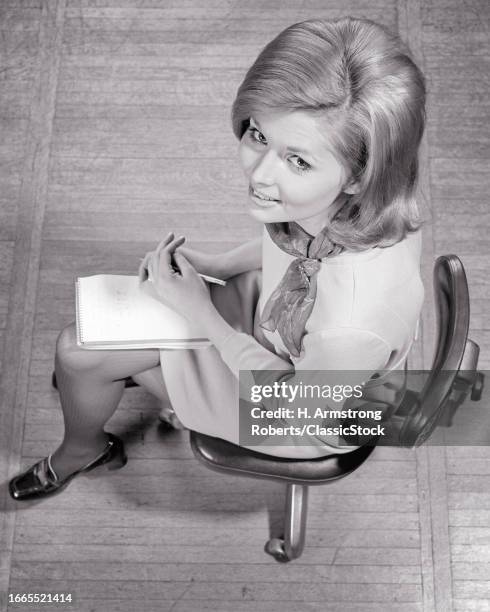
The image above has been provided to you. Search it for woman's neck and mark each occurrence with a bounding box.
[293,218,325,237]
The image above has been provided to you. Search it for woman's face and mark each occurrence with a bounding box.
[238,110,354,235]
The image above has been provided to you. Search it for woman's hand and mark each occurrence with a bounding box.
[139,233,213,320]
[139,238,227,283]
[177,245,228,280]
[138,233,182,284]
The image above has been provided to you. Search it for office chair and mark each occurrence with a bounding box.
[391,254,483,445]
[50,255,483,560]
[189,255,483,562]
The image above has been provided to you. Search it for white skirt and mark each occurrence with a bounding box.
[159,270,337,459]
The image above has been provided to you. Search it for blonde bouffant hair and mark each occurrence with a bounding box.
[231,17,426,250]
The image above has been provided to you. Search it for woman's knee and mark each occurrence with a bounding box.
[55,322,105,374]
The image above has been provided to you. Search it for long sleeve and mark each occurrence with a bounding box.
[217,327,392,377]
[216,328,393,452]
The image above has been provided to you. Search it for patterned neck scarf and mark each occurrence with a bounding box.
[260,222,343,358]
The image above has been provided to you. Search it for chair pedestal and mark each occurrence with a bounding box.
[188,255,484,561]
[190,432,375,562]
[265,483,309,562]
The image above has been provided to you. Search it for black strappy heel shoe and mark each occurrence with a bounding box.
[9,433,127,501]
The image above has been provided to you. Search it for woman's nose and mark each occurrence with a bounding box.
[250,150,278,186]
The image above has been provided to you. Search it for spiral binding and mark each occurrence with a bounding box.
[75,278,85,345]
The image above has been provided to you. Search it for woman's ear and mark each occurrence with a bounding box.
[343,180,360,195]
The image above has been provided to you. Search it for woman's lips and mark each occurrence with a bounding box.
[249,186,281,208]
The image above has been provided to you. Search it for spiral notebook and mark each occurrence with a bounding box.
[75,275,210,350]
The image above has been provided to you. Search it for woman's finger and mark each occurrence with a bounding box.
[138,251,152,282]
[158,236,186,274]
[147,252,160,283]
[155,232,175,256]
[172,251,192,275]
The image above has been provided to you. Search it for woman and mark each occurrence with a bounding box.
[10,16,426,500]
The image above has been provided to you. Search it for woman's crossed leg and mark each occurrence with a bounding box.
[51,322,165,480]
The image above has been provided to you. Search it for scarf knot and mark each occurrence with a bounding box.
[260,222,342,357]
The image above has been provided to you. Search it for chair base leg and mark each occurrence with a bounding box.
[265,484,309,562]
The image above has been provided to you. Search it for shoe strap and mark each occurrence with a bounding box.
[36,456,59,485]
[35,438,115,488]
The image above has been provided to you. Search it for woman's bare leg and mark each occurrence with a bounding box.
[131,366,169,402]
[51,322,161,479]
[132,366,185,428]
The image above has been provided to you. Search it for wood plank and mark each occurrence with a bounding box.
[453,580,490,599]
[430,159,489,200]
[9,480,419,513]
[54,102,230,119]
[42,212,259,242]
[15,523,419,550]
[65,0,393,8]
[8,567,421,601]
[453,562,490,580]
[1,2,65,609]
[5,555,414,580]
[421,5,489,30]
[453,602,490,612]
[447,458,490,476]
[63,3,396,19]
[449,493,490,510]
[1,596,426,612]
[48,157,244,191]
[56,79,241,106]
[59,49,260,72]
[62,9,395,28]
[452,545,490,564]
[15,506,420,530]
[449,475,490,492]
[10,557,420,584]
[422,30,489,58]
[0,8,40,31]
[51,117,239,158]
[448,486,490,515]
[451,527,490,545]
[0,200,18,241]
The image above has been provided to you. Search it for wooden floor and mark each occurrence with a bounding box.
[1,1,489,611]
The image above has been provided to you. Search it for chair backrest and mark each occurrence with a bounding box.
[399,254,477,446]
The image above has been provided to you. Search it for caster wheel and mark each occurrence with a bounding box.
[471,372,484,401]
[265,538,290,562]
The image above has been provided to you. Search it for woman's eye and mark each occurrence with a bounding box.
[248,127,267,145]
[290,156,311,172]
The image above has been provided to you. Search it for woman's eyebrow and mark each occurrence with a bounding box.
[286,145,312,156]
[286,145,318,161]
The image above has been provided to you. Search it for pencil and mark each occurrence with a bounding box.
[139,259,226,286]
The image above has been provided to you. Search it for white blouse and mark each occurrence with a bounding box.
[217,227,424,378]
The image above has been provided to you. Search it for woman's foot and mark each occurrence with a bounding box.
[49,434,112,480]
[9,433,127,501]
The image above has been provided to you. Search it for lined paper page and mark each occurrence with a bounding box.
[76,275,209,348]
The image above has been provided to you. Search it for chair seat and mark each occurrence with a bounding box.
[190,431,375,485]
